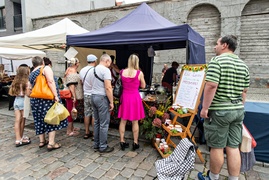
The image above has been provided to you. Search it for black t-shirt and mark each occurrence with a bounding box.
[162,67,177,84]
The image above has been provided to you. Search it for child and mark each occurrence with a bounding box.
[9,65,31,147]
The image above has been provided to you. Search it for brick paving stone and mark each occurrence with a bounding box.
[29,162,46,171]
[84,162,100,173]
[125,151,137,158]
[112,161,127,171]
[90,168,106,179]
[125,161,140,169]
[114,150,127,157]
[88,152,100,160]
[94,156,107,163]
[120,168,135,178]
[100,162,113,171]
[54,172,74,180]
[31,169,50,179]
[129,175,143,180]
[45,161,65,172]
[119,156,132,163]
[48,167,68,179]
[104,168,120,179]
[38,176,51,180]
[41,156,58,164]
[144,175,155,180]
[52,151,68,158]
[70,170,90,179]
[12,162,31,172]
[107,155,121,163]
[132,154,146,163]
[21,176,35,180]
[114,174,128,180]
[133,168,147,178]
[64,158,80,169]
[0,172,15,179]
[78,158,94,167]
[68,165,83,174]
[59,154,76,163]
[70,149,84,156]
[147,166,157,177]
[137,161,153,171]
[83,176,97,180]
[11,169,33,179]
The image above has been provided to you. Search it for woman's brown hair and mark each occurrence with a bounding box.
[8,66,30,96]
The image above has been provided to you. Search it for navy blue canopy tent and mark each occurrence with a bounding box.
[67,3,205,85]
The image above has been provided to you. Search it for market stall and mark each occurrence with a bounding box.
[67,3,206,85]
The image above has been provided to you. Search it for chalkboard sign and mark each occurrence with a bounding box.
[173,64,206,110]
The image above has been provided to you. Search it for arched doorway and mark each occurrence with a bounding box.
[187,4,221,62]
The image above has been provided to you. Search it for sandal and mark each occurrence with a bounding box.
[67,131,80,137]
[83,131,93,139]
[39,140,49,148]
[47,143,61,152]
[73,127,80,131]
[22,136,30,141]
[15,139,31,147]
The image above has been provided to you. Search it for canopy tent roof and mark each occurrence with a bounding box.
[0,47,46,60]
[67,3,205,64]
[0,18,88,50]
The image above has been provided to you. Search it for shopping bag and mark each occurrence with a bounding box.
[30,67,54,100]
[113,77,122,98]
[240,124,257,153]
[59,89,72,99]
[44,102,69,125]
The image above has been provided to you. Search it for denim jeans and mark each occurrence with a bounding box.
[91,94,110,151]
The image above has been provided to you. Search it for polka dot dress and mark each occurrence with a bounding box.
[29,67,68,135]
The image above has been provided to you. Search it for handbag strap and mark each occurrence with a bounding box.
[83,66,94,84]
[94,68,104,82]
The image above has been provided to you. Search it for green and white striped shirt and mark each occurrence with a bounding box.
[206,53,250,110]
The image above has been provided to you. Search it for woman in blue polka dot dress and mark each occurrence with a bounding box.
[29,56,67,151]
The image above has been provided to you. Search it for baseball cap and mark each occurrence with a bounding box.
[87,54,97,62]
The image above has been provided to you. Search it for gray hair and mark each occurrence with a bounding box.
[100,54,111,62]
[32,56,43,68]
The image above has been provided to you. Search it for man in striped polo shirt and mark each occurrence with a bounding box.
[198,35,250,180]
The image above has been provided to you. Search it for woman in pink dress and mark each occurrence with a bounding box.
[118,54,146,151]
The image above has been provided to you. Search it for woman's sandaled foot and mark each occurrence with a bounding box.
[15,139,31,147]
[22,136,30,141]
[47,143,61,151]
[39,140,49,148]
[67,131,80,137]
[73,127,80,131]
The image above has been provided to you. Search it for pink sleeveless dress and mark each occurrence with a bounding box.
[118,70,145,121]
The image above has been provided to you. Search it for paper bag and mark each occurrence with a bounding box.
[240,124,252,153]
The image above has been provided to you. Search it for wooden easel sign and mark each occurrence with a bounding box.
[173,64,207,111]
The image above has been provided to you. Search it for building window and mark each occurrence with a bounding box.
[0,7,6,29]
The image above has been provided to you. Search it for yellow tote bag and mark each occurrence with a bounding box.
[44,102,69,125]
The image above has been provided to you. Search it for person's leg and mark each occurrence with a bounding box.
[92,95,100,149]
[84,116,90,134]
[209,148,224,174]
[119,119,127,142]
[132,120,139,144]
[20,111,25,137]
[66,98,73,134]
[98,96,111,151]
[83,95,91,137]
[47,131,61,150]
[14,109,22,143]
[226,146,241,177]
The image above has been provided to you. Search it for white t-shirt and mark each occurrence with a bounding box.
[91,64,111,96]
[79,65,94,95]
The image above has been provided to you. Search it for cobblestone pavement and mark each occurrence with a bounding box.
[0,94,268,180]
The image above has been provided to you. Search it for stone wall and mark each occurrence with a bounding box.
[33,0,269,87]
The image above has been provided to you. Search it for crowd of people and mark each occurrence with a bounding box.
[8,35,249,180]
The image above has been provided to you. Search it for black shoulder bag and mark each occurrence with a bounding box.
[113,77,122,98]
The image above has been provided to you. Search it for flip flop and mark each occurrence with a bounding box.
[83,134,90,139]
[47,143,61,152]
[15,139,31,147]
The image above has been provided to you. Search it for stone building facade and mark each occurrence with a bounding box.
[33,0,269,87]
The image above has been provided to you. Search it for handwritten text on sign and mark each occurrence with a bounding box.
[175,70,205,110]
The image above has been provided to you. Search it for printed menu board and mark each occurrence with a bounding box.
[174,66,206,110]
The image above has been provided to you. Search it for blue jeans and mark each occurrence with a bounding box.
[91,94,110,151]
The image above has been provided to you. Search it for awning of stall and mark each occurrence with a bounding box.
[66,3,205,84]
[0,47,46,60]
[0,18,88,51]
